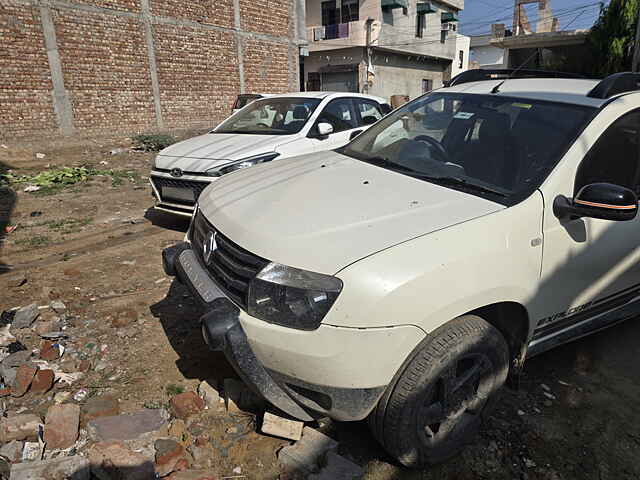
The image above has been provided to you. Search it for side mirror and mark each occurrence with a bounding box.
[554,182,638,222]
[317,122,334,137]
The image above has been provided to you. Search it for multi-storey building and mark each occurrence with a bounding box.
[304,0,466,100]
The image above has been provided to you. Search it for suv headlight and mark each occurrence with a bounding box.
[248,263,343,330]
[205,152,279,177]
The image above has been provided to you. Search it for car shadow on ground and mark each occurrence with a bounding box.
[150,279,236,384]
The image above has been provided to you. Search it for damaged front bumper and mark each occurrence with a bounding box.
[162,242,386,422]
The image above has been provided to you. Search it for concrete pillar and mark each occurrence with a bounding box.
[233,0,245,93]
[141,0,164,129]
[39,5,74,135]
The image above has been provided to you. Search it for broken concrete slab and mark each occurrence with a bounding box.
[197,380,220,410]
[10,455,89,480]
[308,451,364,480]
[88,441,155,480]
[0,440,24,463]
[43,404,80,449]
[82,394,120,425]
[87,408,169,442]
[261,412,304,441]
[12,304,39,329]
[278,427,339,475]
[0,414,41,443]
[2,350,31,368]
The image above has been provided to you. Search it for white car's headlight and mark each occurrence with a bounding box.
[205,152,279,177]
[248,263,343,330]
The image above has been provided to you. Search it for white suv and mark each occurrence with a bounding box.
[149,92,389,216]
[163,71,640,467]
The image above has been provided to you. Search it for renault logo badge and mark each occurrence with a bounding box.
[170,168,183,177]
[202,231,217,265]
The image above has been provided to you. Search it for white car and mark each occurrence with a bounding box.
[149,92,390,216]
[163,70,640,467]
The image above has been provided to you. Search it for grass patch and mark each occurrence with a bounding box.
[132,134,176,152]
[165,384,185,396]
[6,166,144,194]
[15,235,50,248]
[107,169,143,187]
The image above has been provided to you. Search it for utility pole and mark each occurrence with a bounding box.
[364,18,374,93]
[633,2,640,72]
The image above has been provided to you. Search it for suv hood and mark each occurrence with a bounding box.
[199,152,505,274]
[154,133,292,171]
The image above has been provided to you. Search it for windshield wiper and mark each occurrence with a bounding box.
[360,156,508,198]
[407,173,508,198]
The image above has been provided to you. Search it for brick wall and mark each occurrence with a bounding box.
[0,0,301,139]
[0,2,57,137]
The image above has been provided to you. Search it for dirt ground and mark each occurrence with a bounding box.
[1,137,639,480]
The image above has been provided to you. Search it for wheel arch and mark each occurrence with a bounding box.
[470,301,531,386]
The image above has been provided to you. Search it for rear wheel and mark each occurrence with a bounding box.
[369,315,509,467]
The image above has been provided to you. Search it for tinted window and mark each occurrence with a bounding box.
[575,111,640,194]
[356,99,383,126]
[317,98,357,133]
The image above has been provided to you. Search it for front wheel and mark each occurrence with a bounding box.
[369,315,509,468]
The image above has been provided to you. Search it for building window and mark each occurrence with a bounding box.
[422,79,433,93]
[458,50,464,69]
[440,30,446,43]
[416,13,425,38]
[321,1,338,26]
[341,0,359,23]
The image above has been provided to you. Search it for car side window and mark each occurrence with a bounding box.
[316,98,357,133]
[575,111,640,194]
[355,99,384,126]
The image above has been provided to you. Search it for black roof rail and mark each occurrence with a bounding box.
[446,69,585,87]
[587,72,640,99]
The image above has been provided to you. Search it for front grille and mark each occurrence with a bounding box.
[150,176,209,206]
[190,210,269,308]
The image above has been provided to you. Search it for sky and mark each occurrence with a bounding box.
[459,0,607,36]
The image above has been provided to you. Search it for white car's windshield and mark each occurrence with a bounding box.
[341,93,596,204]
[216,97,322,135]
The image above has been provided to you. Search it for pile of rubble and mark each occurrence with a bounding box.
[0,300,364,479]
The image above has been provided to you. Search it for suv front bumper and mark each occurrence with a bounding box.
[162,242,421,421]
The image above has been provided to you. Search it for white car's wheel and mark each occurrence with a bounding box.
[369,315,509,467]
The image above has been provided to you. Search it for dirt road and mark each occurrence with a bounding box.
[1,139,639,479]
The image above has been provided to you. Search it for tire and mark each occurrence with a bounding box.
[368,314,509,468]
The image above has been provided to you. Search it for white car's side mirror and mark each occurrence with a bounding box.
[317,122,334,136]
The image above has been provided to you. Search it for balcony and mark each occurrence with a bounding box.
[381,0,408,10]
[306,21,368,52]
[441,11,459,22]
[417,2,437,14]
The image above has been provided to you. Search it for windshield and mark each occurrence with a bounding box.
[216,97,322,135]
[341,93,596,203]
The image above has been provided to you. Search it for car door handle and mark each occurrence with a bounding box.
[349,130,363,141]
